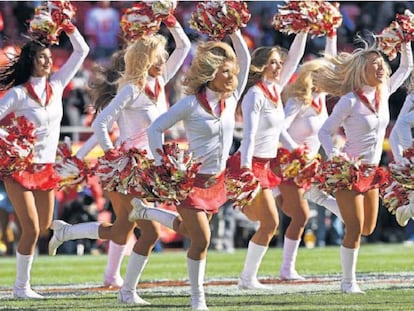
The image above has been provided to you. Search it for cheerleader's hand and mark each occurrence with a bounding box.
[61,20,75,34]
[103,149,122,161]
[163,14,177,28]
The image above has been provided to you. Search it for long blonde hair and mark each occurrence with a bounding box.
[184,41,238,95]
[283,58,327,106]
[118,34,167,89]
[314,40,391,97]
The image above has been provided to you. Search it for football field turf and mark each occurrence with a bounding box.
[1,243,414,310]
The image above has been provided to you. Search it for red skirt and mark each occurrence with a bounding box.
[12,163,60,191]
[227,152,280,189]
[352,165,389,193]
[179,172,226,214]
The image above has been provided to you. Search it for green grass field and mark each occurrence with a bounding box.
[1,243,414,310]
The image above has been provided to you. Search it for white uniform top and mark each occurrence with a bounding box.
[389,92,414,161]
[147,30,250,175]
[318,42,413,165]
[279,35,337,156]
[77,23,191,159]
[0,29,89,163]
[281,93,329,156]
[239,33,308,169]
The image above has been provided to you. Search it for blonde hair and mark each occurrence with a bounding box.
[314,40,391,97]
[118,34,167,89]
[283,58,328,106]
[184,41,238,95]
[245,46,287,92]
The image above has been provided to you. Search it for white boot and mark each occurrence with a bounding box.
[187,257,208,311]
[238,241,270,289]
[118,252,150,305]
[129,198,177,230]
[396,203,414,227]
[305,186,343,222]
[13,252,44,299]
[49,220,100,256]
[340,246,365,294]
[279,236,304,281]
[103,241,126,287]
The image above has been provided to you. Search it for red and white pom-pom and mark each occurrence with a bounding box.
[120,3,161,42]
[380,178,410,215]
[388,147,414,188]
[189,0,251,40]
[137,143,201,204]
[276,146,321,189]
[377,9,414,60]
[54,137,90,191]
[314,153,360,195]
[96,144,149,194]
[48,1,76,26]
[29,7,60,44]
[273,1,342,37]
[225,168,261,209]
[150,0,177,20]
[0,113,36,178]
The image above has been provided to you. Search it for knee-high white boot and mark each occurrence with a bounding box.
[129,198,177,229]
[305,186,343,222]
[48,220,100,256]
[118,251,150,304]
[187,257,208,311]
[340,245,364,294]
[103,241,126,287]
[13,252,43,299]
[279,236,304,280]
[238,241,270,289]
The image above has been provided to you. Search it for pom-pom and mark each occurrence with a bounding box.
[0,113,36,177]
[276,146,321,189]
[225,168,261,209]
[96,144,149,194]
[380,178,410,215]
[376,9,414,60]
[120,1,176,42]
[28,1,76,45]
[314,153,360,195]
[388,147,414,189]
[189,0,251,40]
[54,137,91,190]
[48,1,76,26]
[272,1,342,37]
[136,143,201,204]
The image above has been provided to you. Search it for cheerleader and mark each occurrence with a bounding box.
[230,27,308,289]
[49,16,191,304]
[129,29,250,310]
[0,19,89,298]
[389,74,414,226]
[316,37,413,293]
[277,31,341,281]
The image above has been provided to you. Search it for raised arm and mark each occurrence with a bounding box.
[388,42,413,94]
[163,20,191,83]
[51,24,90,88]
[229,30,251,101]
[278,32,308,89]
